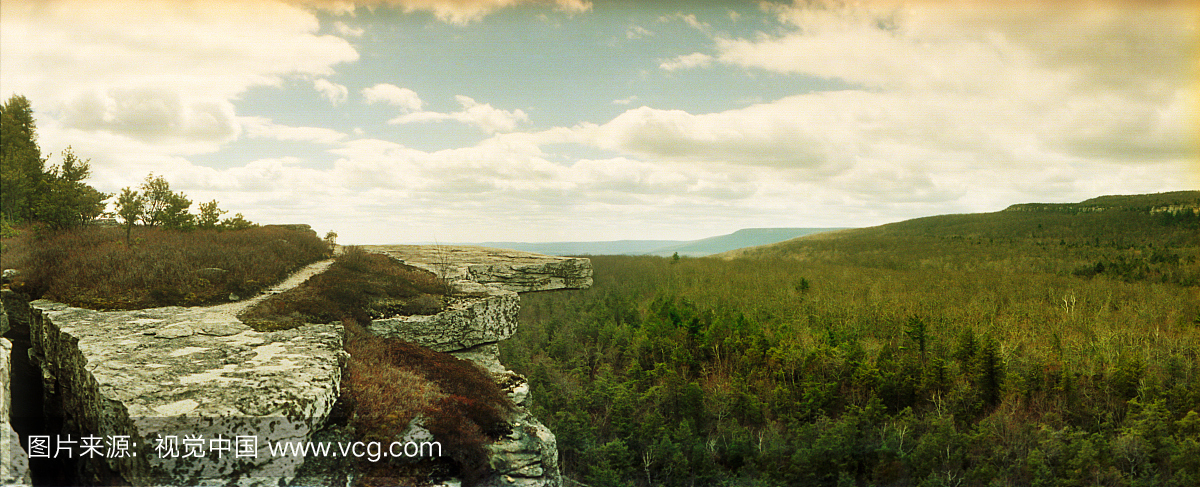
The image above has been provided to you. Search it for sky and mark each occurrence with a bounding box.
[1,0,1197,244]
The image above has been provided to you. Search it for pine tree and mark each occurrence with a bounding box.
[0,95,46,223]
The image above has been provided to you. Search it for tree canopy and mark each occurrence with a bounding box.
[1,95,108,229]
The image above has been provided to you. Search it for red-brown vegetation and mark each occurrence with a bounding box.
[243,247,512,484]
[1,224,327,309]
[238,246,448,331]
[342,318,512,486]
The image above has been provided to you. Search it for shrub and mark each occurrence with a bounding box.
[1,225,326,309]
[341,319,513,486]
[239,246,447,331]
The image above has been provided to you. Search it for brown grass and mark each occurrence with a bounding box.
[342,318,513,486]
[0,224,327,309]
[239,246,448,331]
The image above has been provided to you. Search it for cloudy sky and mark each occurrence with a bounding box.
[2,0,1196,244]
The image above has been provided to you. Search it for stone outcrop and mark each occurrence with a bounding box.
[364,245,593,292]
[13,246,590,487]
[28,300,344,486]
[2,337,32,486]
[15,259,344,486]
[369,286,519,353]
[364,245,592,487]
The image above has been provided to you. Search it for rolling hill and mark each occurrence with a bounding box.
[718,191,1200,285]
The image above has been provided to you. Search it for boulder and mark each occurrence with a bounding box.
[483,411,560,487]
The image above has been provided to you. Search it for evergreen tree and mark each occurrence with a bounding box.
[1,96,108,227]
[1,95,46,223]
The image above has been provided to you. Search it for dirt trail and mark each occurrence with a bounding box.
[174,258,335,325]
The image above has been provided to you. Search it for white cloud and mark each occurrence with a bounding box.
[624,0,1200,202]
[717,0,1197,99]
[239,117,348,145]
[0,0,357,157]
[612,95,639,105]
[556,77,1194,207]
[362,84,424,112]
[333,20,364,37]
[659,12,710,32]
[659,52,713,71]
[314,0,593,25]
[626,25,654,39]
[313,79,349,105]
[59,88,240,144]
[389,95,529,133]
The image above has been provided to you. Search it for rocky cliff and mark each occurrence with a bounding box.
[361,245,591,487]
[2,335,33,485]
[6,245,590,486]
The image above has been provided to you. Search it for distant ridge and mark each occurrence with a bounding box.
[1003,190,1200,215]
[467,228,847,257]
[717,191,1200,261]
[469,240,685,256]
[640,228,846,257]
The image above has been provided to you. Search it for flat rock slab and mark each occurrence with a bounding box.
[369,287,519,353]
[30,300,344,486]
[363,245,592,292]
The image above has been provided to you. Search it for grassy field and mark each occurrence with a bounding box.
[501,193,1200,487]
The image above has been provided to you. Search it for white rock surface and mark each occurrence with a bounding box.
[363,245,592,292]
[368,287,519,353]
[25,259,344,486]
[1,337,32,486]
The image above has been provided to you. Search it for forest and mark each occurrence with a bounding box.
[500,195,1200,486]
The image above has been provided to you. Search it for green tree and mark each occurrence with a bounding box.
[115,187,145,245]
[1,95,46,223]
[324,230,338,253]
[197,200,226,229]
[37,147,108,229]
[139,174,192,229]
[219,213,256,230]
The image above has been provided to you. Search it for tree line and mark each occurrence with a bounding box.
[1,94,253,238]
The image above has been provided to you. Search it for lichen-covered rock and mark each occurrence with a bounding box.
[451,343,560,487]
[368,288,519,353]
[363,245,592,293]
[29,300,345,486]
[2,289,30,337]
[482,412,561,487]
[1,337,33,486]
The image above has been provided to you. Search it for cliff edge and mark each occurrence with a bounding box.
[7,245,590,486]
